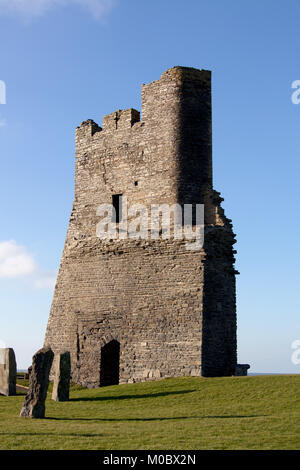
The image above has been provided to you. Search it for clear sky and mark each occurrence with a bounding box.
[0,0,299,373]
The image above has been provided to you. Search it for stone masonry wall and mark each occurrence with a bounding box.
[44,67,237,387]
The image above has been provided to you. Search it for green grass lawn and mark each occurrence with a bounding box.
[0,375,299,450]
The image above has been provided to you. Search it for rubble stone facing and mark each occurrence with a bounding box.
[44,66,238,387]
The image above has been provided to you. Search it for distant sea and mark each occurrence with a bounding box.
[248,373,298,376]
[17,370,298,375]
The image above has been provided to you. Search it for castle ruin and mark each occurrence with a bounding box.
[44,66,238,387]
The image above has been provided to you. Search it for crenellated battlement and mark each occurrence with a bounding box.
[76,67,211,134]
[102,109,140,131]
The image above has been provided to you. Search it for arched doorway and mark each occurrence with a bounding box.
[100,340,120,386]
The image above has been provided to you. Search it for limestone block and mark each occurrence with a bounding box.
[190,369,202,377]
[153,369,162,378]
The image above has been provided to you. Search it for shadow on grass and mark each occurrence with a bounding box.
[0,414,267,438]
[0,432,103,437]
[69,389,195,402]
[45,414,266,422]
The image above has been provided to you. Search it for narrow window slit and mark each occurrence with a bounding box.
[112,194,122,223]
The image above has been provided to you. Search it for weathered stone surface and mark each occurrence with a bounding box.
[0,348,16,396]
[52,352,71,402]
[235,364,250,376]
[44,66,238,387]
[20,347,54,418]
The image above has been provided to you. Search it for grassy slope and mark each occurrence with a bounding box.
[0,375,299,450]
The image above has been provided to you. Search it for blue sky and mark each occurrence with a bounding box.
[0,0,299,372]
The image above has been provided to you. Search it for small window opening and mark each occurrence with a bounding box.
[112,194,122,223]
[134,181,138,186]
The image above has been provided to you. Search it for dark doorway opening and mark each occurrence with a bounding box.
[100,340,120,387]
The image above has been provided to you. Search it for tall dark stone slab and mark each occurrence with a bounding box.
[20,347,54,418]
[0,348,17,396]
[52,352,71,401]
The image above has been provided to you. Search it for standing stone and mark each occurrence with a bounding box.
[20,347,54,418]
[0,348,17,396]
[52,352,71,402]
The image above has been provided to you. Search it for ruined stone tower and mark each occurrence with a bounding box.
[44,66,238,387]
